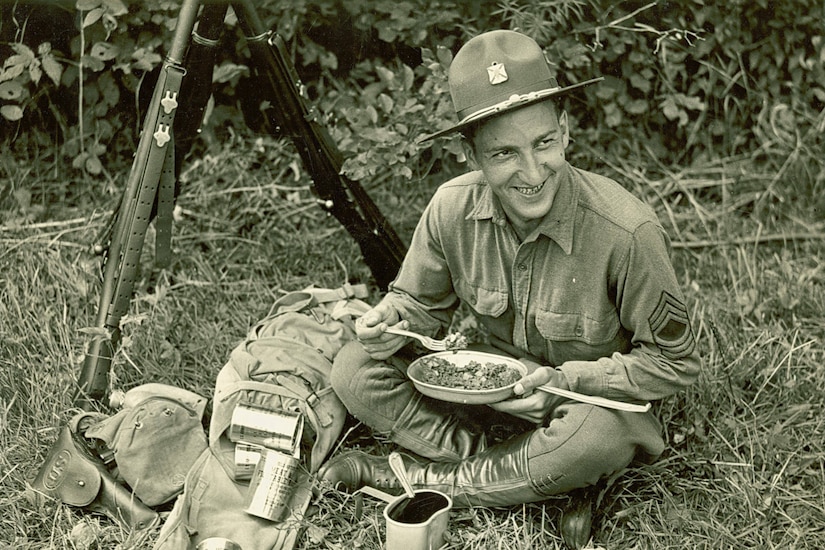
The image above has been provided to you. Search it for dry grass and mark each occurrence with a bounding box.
[1,126,824,549]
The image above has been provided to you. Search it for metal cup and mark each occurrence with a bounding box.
[244,449,300,522]
[228,402,304,455]
[384,490,452,550]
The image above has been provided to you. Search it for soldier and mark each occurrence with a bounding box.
[320,30,700,547]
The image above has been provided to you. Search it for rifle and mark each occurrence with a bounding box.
[76,0,406,409]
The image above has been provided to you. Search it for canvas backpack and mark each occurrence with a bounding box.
[153,284,371,550]
[209,283,371,476]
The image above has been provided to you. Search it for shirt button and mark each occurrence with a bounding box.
[518,263,527,271]
[575,326,583,336]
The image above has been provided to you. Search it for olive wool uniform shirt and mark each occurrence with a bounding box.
[382,163,701,403]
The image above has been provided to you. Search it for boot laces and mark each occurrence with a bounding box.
[375,474,401,490]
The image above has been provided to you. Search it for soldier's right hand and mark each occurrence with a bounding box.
[355,303,409,360]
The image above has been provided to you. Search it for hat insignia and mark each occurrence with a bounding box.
[487,62,508,85]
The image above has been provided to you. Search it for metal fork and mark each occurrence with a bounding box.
[384,327,447,351]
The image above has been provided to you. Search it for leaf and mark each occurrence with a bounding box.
[0,104,23,121]
[76,0,102,10]
[594,86,615,100]
[378,93,394,114]
[366,104,378,125]
[629,72,651,93]
[603,102,623,127]
[41,54,63,85]
[375,66,395,85]
[675,93,706,112]
[91,42,119,61]
[624,99,648,115]
[102,14,118,35]
[661,97,680,120]
[435,45,452,69]
[0,64,25,81]
[363,127,394,142]
[80,55,105,72]
[0,81,24,100]
[402,64,414,90]
[83,7,104,28]
[72,153,87,169]
[28,61,42,84]
[131,48,161,72]
[212,62,249,83]
[11,43,35,61]
[98,72,119,107]
[102,0,128,16]
[164,16,178,31]
[85,155,103,174]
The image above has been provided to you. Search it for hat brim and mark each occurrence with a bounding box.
[417,76,603,144]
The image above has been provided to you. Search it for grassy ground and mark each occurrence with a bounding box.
[1,127,824,549]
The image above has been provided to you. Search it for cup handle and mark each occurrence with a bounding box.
[357,485,396,503]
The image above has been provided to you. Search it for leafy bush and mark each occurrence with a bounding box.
[1,0,822,187]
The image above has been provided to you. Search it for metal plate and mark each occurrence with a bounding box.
[407,351,527,405]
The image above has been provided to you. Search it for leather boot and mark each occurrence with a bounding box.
[560,487,595,549]
[320,432,548,508]
[389,393,488,462]
[318,450,410,496]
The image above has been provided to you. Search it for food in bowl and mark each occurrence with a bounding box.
[415,355,521,390]
[443,332,468,351]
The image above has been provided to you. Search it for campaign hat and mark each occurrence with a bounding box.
[420,30,602,142]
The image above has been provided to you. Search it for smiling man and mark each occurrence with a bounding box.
[320,30,701,548]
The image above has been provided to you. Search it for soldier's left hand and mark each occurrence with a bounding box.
[488,361,569,424]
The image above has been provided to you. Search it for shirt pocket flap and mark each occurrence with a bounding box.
[456,279,508,317]
[536,310,619,345]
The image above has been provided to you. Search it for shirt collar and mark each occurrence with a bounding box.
[467,164,577,255]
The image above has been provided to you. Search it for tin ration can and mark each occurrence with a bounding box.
[233,442,264,481]
[244,449,300,522]
[228,402,304,454]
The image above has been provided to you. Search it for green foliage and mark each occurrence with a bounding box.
[0,0,178,175]
[324,47,463,182]
[0,0,822,187]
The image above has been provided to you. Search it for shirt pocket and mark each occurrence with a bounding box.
[455,279,508,318]
[536,309,620,346]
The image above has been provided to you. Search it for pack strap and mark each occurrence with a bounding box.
[309,283,369,304]
[216,380,329,430]
[265,283,370,319]
[330,298,371,321]
[217,380,299,403]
